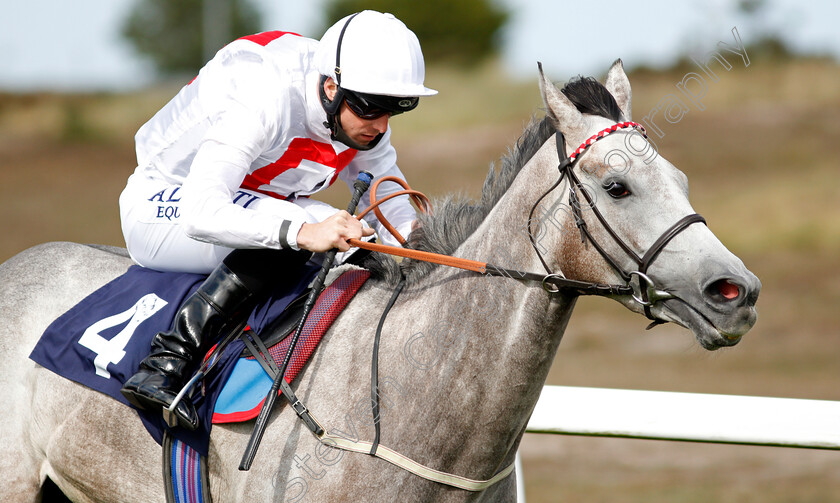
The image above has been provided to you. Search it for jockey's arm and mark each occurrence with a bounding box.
[181,138,375,254]
[180,135,311,251]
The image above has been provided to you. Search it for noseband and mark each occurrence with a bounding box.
[528,122,706,324]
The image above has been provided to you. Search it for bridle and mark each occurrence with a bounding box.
[347,120,706,325]
[527,121,707,324]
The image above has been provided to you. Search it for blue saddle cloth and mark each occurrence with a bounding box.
[29,264,317,456]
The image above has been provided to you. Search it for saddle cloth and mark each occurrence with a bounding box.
[29,264,369,456]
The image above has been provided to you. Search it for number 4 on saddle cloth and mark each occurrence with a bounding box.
[29,263,370,456]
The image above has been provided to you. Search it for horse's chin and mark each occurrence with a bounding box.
[654,298,753,351]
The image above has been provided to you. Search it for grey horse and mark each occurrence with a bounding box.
[0,60,759,502]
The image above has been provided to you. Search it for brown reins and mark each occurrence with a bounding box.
[348,175,633,297]
[355,175,432,246]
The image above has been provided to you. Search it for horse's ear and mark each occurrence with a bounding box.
[538,62,583,136]
[604,58,632,120]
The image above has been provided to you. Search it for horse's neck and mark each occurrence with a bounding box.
[387,142,577,475]
[440,136,576,389]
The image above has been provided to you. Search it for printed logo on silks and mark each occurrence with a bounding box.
[148,187,183,221]
[148,187,262,221]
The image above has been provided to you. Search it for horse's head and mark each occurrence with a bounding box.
[537,60,760,350]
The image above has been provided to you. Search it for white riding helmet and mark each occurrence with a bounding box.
[315,10,438,98]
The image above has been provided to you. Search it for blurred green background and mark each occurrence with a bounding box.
[1,1,838,501]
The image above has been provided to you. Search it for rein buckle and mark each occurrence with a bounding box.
[291,399,309,417]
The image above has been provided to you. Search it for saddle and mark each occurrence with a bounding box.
[211,267,370,425]
[242,289,308,354]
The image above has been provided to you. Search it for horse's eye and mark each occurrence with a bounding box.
[604,181,630,199]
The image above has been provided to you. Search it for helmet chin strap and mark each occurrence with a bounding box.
[331,115,384,151]
[318,75,383,151]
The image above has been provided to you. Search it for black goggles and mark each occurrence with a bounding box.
[342,89,419,120]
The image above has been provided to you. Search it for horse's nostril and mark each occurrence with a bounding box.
[709,279,740,301]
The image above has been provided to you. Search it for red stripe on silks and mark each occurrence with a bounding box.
[188,32,301,85]
[240,138,357,198]
[239,31,301,46]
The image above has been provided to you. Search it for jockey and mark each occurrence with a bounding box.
[119,11,437,430]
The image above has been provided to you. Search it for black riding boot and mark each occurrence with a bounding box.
[121,261,257,430]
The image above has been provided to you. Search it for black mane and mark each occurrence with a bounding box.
[561,76,622,121]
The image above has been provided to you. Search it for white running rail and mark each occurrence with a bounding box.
[525,385,840,449]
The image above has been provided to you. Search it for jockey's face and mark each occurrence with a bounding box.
[338,103,389,146]
[323,78,390,147]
